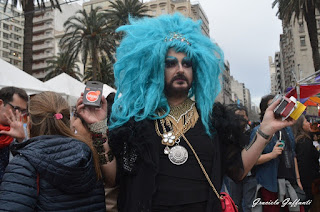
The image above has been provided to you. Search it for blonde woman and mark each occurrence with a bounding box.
[0,92,106,211]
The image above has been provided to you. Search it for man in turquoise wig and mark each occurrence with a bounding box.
[77,13,296,211]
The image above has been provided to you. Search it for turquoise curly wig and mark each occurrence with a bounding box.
[109,13,224,136]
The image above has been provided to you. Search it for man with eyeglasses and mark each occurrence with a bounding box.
[0,86,28,184]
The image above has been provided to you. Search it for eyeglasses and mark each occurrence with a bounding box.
[7,102,28,116]
[165,56,193,69]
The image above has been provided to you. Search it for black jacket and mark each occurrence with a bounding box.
[0,135,106,212]
[296,137,320,199]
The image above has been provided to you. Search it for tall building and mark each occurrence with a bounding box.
[279,12,319,91]
[230,76,251,112]
[244,87,251,113]
[0,3,24,70]
[216,60,233,104]
[144,0,209,37]
[83,0,210,37]
[32,2,82,80]
[250,103,260,121]
[269,56,276,94]
[83,0,113,12]
[269,52,283,94]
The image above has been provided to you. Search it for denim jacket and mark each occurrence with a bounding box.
[250,126,296,192]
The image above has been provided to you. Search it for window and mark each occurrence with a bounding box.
[300,36,306,46]
[10,19,19,24]
[14,27,22,33]
[298,23,304,33]
[6,8,12,14]
[3,42,10,48]
[45,31,51,35]
[13,43,21,49]
[45,12,50,16]
[13,60,21,66]
[3,23,9,30]
[12,34,21,41]
[3,32,9,40]
[3,51,9,58]
[13,11,20,17]
[161,9,166,14]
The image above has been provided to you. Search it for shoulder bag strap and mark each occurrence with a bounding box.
[180,133,222,200]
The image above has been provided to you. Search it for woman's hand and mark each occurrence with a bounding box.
[76,93,108,124]
[260,98,296,136]
[297,179,303,191]
[271,142,283,159]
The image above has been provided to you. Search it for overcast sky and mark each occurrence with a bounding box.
[192,0,283,106]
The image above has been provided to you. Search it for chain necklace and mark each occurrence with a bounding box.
[155,98,199,165]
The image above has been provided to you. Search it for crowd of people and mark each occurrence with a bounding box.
[0,13,319,212]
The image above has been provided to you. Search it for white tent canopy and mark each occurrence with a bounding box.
[0,59,52,95]
[44,73,116,105]
[102,83,116,97]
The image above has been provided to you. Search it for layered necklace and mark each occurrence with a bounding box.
[155,98,199,165]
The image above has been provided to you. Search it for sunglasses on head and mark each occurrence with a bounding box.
[165,56,193,69]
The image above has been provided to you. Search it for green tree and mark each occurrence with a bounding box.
[84,57,115,88]
[60,7,116,81]
[44,51,82,81]
[106,0,150,29]
[273,0,320,72]
[4,0,61,74]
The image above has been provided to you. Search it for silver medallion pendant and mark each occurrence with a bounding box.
[168,145,188,165]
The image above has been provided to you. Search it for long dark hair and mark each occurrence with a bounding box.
[292,115,311,142]
[259,94,275,121]
[29,91,101,179]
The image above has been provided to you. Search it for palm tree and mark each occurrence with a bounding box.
[106,0,150,29]
[44,51,82,81]
[60,7,115,81]
[272,0,320,72]
[83,57,115,88]
[4,0,61,75]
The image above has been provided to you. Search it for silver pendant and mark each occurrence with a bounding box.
[164,146,170,155]
[168,145,188,165]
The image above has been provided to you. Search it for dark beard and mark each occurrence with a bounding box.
[165,74,191,97]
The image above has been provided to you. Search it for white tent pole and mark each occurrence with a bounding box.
[298,70,320,84]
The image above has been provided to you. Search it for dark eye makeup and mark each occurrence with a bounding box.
[165,56,192,68]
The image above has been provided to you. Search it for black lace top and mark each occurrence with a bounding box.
[109,103,245,212]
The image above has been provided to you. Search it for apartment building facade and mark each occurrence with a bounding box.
[269,55,276,94]
[216,60,233,104]
[0,3,24,70]
[269,52,283,94]
[83,0,210,37]
[32,2,82,80]
[83,0,113,11]
[144,0,209,37]
[279,12,320,92]
[231,76,251,112]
